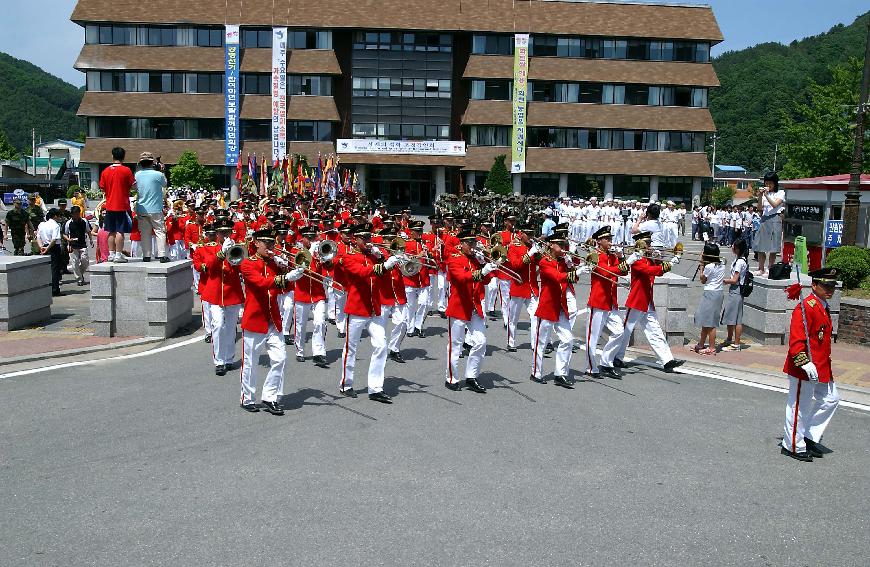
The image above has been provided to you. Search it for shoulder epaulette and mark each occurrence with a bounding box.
[807,298,817,308]
[451,253,462,257]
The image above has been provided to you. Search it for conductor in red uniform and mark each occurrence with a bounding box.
[781,267,840,462]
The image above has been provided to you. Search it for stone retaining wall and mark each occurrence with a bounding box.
[838,297,870,345]
[0,256,53,331]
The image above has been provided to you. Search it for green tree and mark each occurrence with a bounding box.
[170,151,215,189]
[0,128,19,160]
[711,185,736,207]
[781,58,869,179]
[487,154,512,196]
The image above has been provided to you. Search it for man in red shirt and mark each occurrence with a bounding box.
[780,267,840,462]
[584,226,629,378]
[98,147,135,262]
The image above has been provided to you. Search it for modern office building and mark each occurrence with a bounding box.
[72,0,722,207]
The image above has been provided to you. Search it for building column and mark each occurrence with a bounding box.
[692,177,702,207]
[512,174,522,195]
[89,164,100,191]
[464,171,475,194]
[604,175,614,201]
[558,174,568,198]
[649,176,659,203]
[435,166,446,198]
[356,164,367,194]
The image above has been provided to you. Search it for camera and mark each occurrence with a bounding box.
[620,208,632,220]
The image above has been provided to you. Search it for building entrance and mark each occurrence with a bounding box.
[367,165,435,208]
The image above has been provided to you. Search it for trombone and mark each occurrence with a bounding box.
[385,237,437,278]
[278,246,344,290]
[479,243,524,284]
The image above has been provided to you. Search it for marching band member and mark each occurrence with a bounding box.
[494,215,517,326]
[338,223,401,403]
[478,221,498,318]
[293,226,330,367]
[403,220,431,338]
[376,227,410,364]
[781,267,840,462]
[530,231,580,388]
[584,226,628,378]
[436,214,457,316]
[422,215,441,317]
[505,227,540,352]
[201,219,244,376]
[444,229,497,393]
[599,231,684,374]
[332,225,352,337]
[192,224,216,342]
[238,229,303,415]
[275,222,296,346]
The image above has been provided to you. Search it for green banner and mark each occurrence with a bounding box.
[511,33,529,174]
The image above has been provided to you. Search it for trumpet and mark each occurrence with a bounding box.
[480,244,523,284]
[278,246,343,290]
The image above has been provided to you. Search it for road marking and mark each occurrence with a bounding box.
[0,335,203,380]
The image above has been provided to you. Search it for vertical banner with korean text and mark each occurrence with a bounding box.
[511,33,529,174]
[271,27,288,162]
[224,25,240,166]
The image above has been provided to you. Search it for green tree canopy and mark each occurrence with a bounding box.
[487,154,512,196]
[169,151,215,189]
[781,58,869,179]
[0,128,19,160]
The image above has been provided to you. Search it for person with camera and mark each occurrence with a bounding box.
[134,152,169,263]
[754,172,786,276]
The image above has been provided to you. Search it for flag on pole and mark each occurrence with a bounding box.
[260,155,267,195]
[235,151,243,182]
[249,153,258,192]
[281,157,289,195]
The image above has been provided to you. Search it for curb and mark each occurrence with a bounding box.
[0,336,168,367]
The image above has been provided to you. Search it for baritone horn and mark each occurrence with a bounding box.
[316,239,338,262]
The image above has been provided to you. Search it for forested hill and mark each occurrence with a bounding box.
[710,10,869,173]
[0,52,85,152]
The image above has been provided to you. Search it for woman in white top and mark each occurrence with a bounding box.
[755,171,786,275]
[721,238,749,351]
[693,243,725,355]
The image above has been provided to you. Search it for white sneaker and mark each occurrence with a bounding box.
[114,254,128,263]
[107,252,116,262]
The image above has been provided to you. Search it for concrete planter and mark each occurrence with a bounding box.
[90,259,193,338]
[0,256,53,331]
[743,274,841,345]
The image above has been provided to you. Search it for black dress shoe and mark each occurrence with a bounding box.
[544,343,554,355]
[337,331,346,339]
[613,358,627,368]
[388,351,407,363]
[600,366,622,379]
[507,346,517,352]
[804,438,825,458]
[530,374,547,384]
[313,355,328,367]
[142,256,151,262]
[204,333,212,343]
[663,359,685,373]
[261,400,285,415]
[553,375,574,389]
[781,447,812,462]
[158,257,169,263]
[465,378,487,393]
[572,345,579,353]
[369,391,393,403]
[215,364,226,376]
[586,371,602,379]
[339,388,357,398]
[416,328,425,338]
[240,403,260,413]
[296,355,305,363]
[439,312,447,318]
[284,334,294,345]
[444,381,462,391]
[327,318,336,325]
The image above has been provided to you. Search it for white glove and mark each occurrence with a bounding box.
[612,246,623,255]
[626,252,641,265]
[273,255,289,269]
[669,255,681,265]
[801,362,819,382]
[474,250,486,264]
[481,262,498,276]
[286,267,304,282]
[324,276,333,288]
[370,246,383,259]
[576,266,591,275]
[383,255,400,270]
[221,238,233,253]
[564,256,574,268]
[527,244,539,256]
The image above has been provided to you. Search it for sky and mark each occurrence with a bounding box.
[0,0,867,87]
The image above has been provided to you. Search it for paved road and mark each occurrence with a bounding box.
[1,314,868,566]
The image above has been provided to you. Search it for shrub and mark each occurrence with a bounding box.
[66,184,81,198]
[860,275,870,292]
[486,155,512,196]
[825,245,870,289]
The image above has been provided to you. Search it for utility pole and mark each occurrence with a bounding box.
[773,143,778,172]
[31,128,36,176]
[711,134,718,186]
[842,16,870,247]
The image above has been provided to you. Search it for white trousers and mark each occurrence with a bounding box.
[137,211,167,258]
[294,300,326,357]
[601,304,673,367]
[532,315,573,379]
[782,377,840,453]
[404,286,429,332]
[507,295,538,348]
[209,303,241,365]
[496,279,511,325]
[566,289,579,336]
[334,291,347,328]
[169,241,186,261]
[239,325,285,405]
[381,303,409,353]
[70,247,89,282]
[428,274,438,309]
[201,300,214,334]
[130,241,140,258]
[437,271,449,312]
[446,314,486,383]
[327,287,339,322]
[484,278,499,314]
[584,308,624,374]
[279,291,295,337]
[340,314,388,394]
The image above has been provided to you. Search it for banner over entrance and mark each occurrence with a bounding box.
[271,27,288,162]
[511,33,529,174]
[223,25,240,166]
[337,139,466,156]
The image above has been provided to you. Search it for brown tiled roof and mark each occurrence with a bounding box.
[72,0,723,42]
[462,100,715,131]
[80,138,335,165]
[463,56,720,87]
[77,92,341,121]
[463,146,712,177]
[74,44,342,74]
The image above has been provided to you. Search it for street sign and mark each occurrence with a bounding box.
[825,219,843,248]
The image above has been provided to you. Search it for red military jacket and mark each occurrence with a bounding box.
[421,231,440,272]
[339,246,386,318]
[183,221,202,250]
[624,257,671,312]
[239,254,285,334]
[535,254,573,322]
[445,252,493,322]
[440,229,460,265]
[588,250,627,311]
[403,238,430,288]
[231,219,247,243]
[200,243,245,307]
[495,230,515,280]
[191,241,210,295]
[379,263,407,307]
[783,293,834,382]
[506,242,539,299]
[294,254,328,304]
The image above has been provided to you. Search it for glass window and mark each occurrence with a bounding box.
[603,84,626,104]
[99,25,113,44]
[674,86,693,107]
[692,88,708,108]
[86,25,99,44]
[674,42,694,62]
[695,43,710,63]
[579,83,603,104]
[624,84,647,105]
[86,72,100,91]
[626,40,648,60]
[531,35,557,57]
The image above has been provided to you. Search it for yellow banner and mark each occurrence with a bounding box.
[511,33,529,174]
